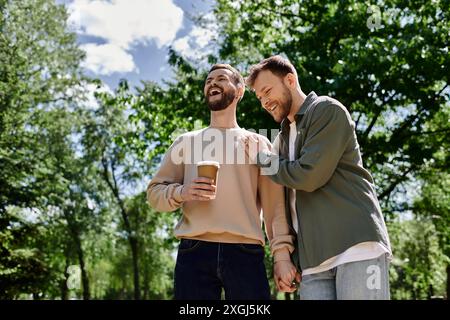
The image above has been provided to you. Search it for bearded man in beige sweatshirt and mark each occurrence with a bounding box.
[147,64,297,300]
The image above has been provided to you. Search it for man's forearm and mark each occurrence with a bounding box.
[257,102,354,192]
[147,181,184,212]
[257,151,328,192]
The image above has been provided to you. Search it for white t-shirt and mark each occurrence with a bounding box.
[288,121,391,276]
[289,121,299,233]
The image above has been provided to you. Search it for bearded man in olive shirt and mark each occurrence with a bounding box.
[243,55,392,300]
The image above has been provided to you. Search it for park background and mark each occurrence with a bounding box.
[0,0,448,299]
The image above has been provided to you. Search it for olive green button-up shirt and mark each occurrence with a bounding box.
[258,92,391,270]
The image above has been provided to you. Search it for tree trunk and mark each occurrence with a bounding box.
[114,201,140,300]
[143,259,149,300]
[75,236,90,300]
[64,210,90,300]
[61,254,70,300]
[102,158,140,299]
[428,284,434,300]
[447,264,450,300]
[129,235,141,300]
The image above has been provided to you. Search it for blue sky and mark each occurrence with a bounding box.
[59,0,215,90]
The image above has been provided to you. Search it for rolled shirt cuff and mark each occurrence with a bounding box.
[273,247,292,263]
[173,185,184,203]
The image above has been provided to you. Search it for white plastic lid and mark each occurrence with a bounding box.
[197,160,220,168]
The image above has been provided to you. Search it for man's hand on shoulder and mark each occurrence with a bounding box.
[239,134,272,164]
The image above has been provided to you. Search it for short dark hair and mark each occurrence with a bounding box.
[208,64,244,88]
[246,55,298,88]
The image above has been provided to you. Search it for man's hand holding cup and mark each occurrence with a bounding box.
[181,160,220,202]
[180,177,216,201]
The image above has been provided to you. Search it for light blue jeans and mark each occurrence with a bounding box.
[299,254,390,300]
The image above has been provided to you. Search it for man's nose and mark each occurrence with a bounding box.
[206,82,214,93]
[210,79,218,87]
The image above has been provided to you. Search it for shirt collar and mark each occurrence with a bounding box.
[281,91,317,133]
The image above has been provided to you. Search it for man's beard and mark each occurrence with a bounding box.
[206,89,236,111]
[274,84,293,122]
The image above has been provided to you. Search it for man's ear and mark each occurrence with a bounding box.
[283,73,297,89]
[237,84,245,101]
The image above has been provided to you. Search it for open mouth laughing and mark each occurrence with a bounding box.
[208,87,223,97]
[267,102,278,112]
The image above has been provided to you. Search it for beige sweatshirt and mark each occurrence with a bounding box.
[147,127,295,262]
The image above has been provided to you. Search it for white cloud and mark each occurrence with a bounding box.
[190,25,215,48]
[172,37,189,54]
[68,0,184,74]
[171,13,217,62]
[81,43,136,75]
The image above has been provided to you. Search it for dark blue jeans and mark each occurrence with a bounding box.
[174,239,271,300]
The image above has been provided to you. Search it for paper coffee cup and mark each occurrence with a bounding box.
[197,161,220,185]
[197,161,220,199]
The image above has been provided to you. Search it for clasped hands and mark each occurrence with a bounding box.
[274,260,301,293]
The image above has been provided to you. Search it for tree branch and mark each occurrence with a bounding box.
[408,128,450,136]
[392,84,448,139]
[260,5,314,24]
[110,159,120,196]
[100,154,140,299]
[379,165,416,200]
[362,92,397,140]
[355,112,362,132]
[101,155,132,234]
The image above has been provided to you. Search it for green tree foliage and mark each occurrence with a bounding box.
[81,80,143,299]
[126,0,449,299]
[0,0,85,211]
[0,0,86,297]
[1,0,448,299]
[125,193,176,299]
[413,105,449,260]
[389,218,448,299]
[213,0,449,209]
[80,80,178,299]
[413,167,450,298]
[0,209,50,298]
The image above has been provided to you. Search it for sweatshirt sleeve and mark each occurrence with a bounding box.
[147,136,185,212]
[257,136,295,263]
